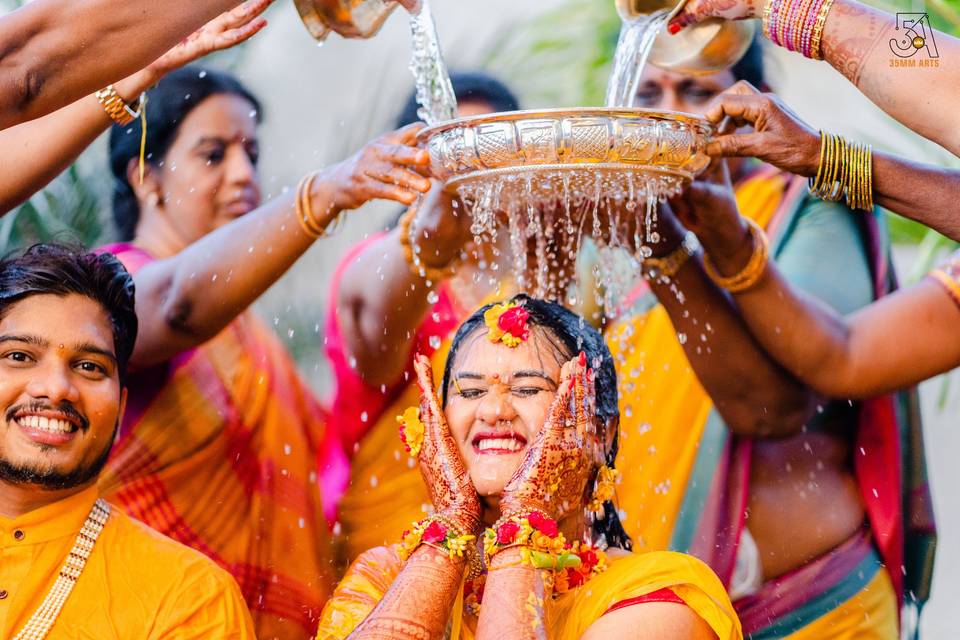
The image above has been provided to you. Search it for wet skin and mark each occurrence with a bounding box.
[638,66,865,580]
[444,328,563,501]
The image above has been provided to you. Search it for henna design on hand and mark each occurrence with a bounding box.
[413,354,482,534]
[499,354,599,521]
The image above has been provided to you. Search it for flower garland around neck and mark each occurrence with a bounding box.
[484,301,530,348]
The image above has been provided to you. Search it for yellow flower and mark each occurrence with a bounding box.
[396,406,425,457]
[517,520,534,542]
[483,531,500,559]
[446,534,475,559]
[530,531,552,551]
[483,302,530,348]
[590,465,621,514]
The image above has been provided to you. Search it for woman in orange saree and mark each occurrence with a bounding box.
[95,68,431,639]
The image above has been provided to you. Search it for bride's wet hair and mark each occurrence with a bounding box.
[441,294,632,550]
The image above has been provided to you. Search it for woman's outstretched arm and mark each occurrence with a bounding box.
[129,127,431,367]
[673,0,960,156]
[0,0,271,215]
[704,82,960,241]
[681,183,960,399]
[0,0,243,130]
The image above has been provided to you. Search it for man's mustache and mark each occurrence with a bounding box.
[5,401,90,432]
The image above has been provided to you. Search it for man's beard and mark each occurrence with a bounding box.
[0,421,117,491]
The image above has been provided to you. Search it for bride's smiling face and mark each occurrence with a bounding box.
[443,327,566,497]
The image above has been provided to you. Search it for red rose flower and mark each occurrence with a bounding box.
[528,511,559,538]
[579,548,599,571]
[422,521,448,543]
[497,306,530,341]
[496,520,521,544]
[566,569,587,588]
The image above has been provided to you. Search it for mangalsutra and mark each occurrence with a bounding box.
[13,500,111,640]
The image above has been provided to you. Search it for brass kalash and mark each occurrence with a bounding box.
[294,0,753,302]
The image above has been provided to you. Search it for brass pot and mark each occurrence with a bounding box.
[616,0,756,74]
[294,0,399,40]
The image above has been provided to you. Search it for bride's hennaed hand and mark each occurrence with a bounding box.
[413,354,483,534]
[498,354,598,522]
[704,81,823,178]
[315,124,432,215]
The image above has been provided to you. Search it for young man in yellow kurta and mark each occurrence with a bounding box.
[0,245,255,639]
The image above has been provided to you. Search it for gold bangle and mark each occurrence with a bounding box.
[859,143,870,209]
[94,85,142,127]
[847,141,862,210]
[827,133,845,201]
[641,231,700,280]
[811,133,874,211]
[811,131,842,201]
[810,0,836,60]
[295,172,342,239]
[810,132,828,193]
[398,204,458,283]
[703,219,770,293]
[811,131,873,207]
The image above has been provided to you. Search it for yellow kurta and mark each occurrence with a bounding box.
[316,545,742,640]
[0,486,255,639]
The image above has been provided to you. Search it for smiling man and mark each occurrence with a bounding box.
[0,244,254,638]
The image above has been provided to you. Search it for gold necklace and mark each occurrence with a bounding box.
[13,499,111,640]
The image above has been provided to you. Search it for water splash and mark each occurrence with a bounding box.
[409,4,688,310]
[605,11,670,108]
[455,170,684,312]
[408,0,457,125]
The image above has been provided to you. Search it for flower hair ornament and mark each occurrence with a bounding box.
[484,301,530,348]
[396,406,425,457]
[588,465,622,514]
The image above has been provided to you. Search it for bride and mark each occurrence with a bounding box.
[316,295,741,640]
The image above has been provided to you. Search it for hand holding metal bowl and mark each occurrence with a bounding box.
[418,108,713,199]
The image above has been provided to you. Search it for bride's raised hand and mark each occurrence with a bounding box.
[411,353,482,534]
[499,354,598,522]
